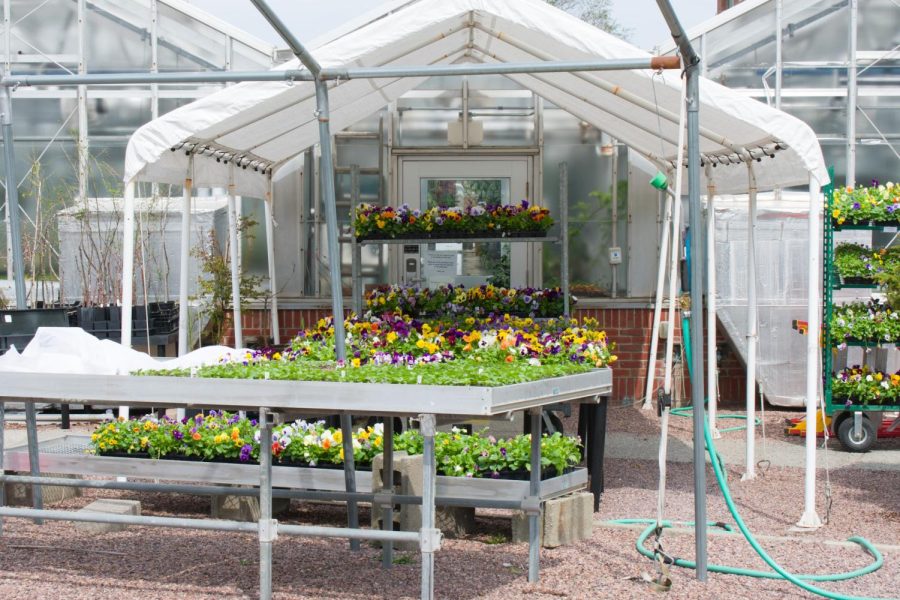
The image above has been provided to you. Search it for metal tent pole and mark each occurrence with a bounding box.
[560,162,570,316]
[259,407,274,600]
[419,414,439,600]
[119,180,136,426]
[227,166,243,349]
[797,176,823,529]
[254,0,362,548]
[0,73,25,309]
[264,174,280,345]
[847,0,858,187]
[527,408,543,582]
[685,63,708,583]
[0,75,41,520]
[381,417,395,569]
[705,165,720,438]
[655,0,708,579]
[743,165,758,481]
[178,159,193,356]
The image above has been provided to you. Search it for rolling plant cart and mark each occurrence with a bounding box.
[822,187,900,452]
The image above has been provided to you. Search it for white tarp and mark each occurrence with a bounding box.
[123,0,828,196]
[0,328,244,375]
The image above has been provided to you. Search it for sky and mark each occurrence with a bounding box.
[184,1,715,53]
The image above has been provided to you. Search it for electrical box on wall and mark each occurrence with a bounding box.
[608,246,623,265]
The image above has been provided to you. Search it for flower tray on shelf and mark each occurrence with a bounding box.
[357,230,549,242]
[832,219,900,231]
[3,435,589,504]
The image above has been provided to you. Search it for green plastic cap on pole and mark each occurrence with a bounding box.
[650,171,669,191]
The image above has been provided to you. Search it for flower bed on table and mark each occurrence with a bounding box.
[353,201,552,240]
[89,412,582,480]
[139,314,615,386]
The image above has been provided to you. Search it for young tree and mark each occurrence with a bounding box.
[544,0,630,38]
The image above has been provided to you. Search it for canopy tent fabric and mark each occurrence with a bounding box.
[123,0,829,196]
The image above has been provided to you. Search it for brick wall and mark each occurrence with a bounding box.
[224,307,747,407]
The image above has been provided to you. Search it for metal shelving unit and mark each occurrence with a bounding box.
[822,186,900,451]
[347,162,572,317]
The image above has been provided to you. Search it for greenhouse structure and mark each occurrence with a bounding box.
[0,1,895,599]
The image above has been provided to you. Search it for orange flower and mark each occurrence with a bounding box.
[192,432,201,441]
[505,355,514,363]
[322,439,331,450]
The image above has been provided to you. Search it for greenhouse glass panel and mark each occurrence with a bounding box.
[157,3,227,71]
[10,0,78,58]
[85,1,151,71]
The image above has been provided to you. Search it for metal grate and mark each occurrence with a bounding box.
[33,436,91,456]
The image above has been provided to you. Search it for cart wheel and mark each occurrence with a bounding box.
[837,416,876,453]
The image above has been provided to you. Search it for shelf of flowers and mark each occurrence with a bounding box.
[3,414,589,502]
[832,243,900,289]
[352,201,553,241]
[830,182,900,230]
[831,366,900,410]
[365,285,569,319]
[827,181,900,411]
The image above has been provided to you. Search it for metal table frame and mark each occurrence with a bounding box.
[0,369,611,599]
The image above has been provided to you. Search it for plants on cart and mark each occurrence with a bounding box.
[353,201,553,240]
[833,243,900,283]
[89,414,583,479]
[831,365,900,406]
[830,300,900,346]
[365,284,569,318]
[830,181,900,227]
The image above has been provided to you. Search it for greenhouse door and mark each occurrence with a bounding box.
[397,157,533,289]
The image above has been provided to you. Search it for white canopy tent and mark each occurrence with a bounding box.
[115,0,830,533]
[124,0,827,196]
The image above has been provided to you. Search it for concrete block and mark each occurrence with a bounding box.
[512,492,594,547]
[4,472,82,506]
[542,491,593,548]
[372,451,475,550]
[75,499,141,534]
[210,492,290,522]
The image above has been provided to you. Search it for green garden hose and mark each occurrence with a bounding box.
[624,315,889,599]
[606,518,884,583]
[675,316,758,433]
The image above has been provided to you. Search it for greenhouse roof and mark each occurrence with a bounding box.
[124,0,829,196]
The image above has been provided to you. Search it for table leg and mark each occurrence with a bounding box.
[0,400,5,535]
[340,413,360,551]
[528,408,542,583]
[589,398,608,511]
[259,408,274,600]
[381,417,394,569]
[24,402,42,524]
[420,414,437,600]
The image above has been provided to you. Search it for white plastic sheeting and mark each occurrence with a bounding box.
[712,192,850,407]
[0,328,245,376]
[123,0,828,196]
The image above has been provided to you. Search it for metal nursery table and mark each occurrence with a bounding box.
[0,368,611,600]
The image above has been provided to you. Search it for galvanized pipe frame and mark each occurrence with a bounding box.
[0,473,563,511]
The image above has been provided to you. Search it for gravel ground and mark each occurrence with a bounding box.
[0,409,897,599]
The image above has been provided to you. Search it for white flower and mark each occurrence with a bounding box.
[528,358,542,366]
[374,423,384,436]
[866,375,874,382]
